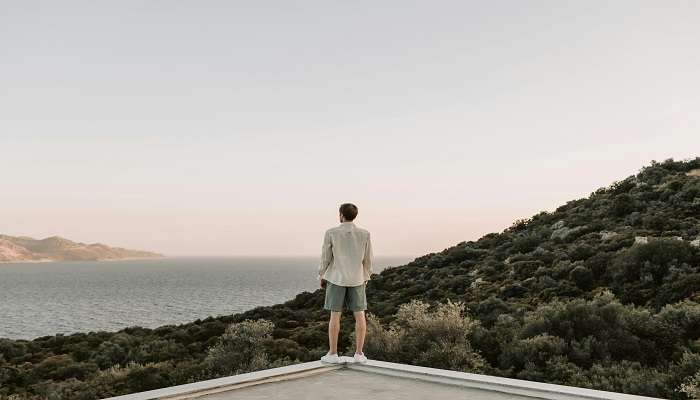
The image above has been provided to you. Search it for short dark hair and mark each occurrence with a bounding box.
[339,203,358,221]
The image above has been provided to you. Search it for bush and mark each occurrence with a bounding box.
[658,301,700,341]
[204,319,274,377]
[680,371,700,400]
[568,361,670,398]
[613,239,694,284]
[499,334,568,370]
[362,300,485,372]
[570,266,594,290]
[514,291,676,367]
[612,194,636,217]
[512,235,542,254]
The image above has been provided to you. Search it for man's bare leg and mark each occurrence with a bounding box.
[353,310,366,354]
[328,311,341,354]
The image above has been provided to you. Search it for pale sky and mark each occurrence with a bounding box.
[1,1,698,256]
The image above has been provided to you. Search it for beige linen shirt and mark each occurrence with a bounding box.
[318,221,373,287]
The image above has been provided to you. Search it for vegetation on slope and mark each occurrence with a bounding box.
[1,158,699,399]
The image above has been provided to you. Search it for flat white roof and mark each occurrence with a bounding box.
[104,358,665,400]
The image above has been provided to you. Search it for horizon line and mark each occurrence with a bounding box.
[158,254,420,258]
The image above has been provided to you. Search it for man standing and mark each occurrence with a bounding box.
[318,203,373,364]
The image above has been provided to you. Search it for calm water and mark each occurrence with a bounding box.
[0,256,412,340]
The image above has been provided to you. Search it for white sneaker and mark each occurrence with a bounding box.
[321,353,342,364]
[353,352,368,363]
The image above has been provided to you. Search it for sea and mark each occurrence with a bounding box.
[0,256,413,340]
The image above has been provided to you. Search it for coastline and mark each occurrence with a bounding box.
[0,258,53,264]
[0,256,165,265]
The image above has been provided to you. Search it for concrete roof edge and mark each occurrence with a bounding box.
[102,361,340,400]
[102,358,667,400]
[349,360,666,400]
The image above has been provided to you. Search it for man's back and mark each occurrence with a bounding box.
[318,221,373,287]
[319,203,371,364]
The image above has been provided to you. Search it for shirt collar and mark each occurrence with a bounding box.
[340,221,355,226]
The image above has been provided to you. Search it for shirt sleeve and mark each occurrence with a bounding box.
[362,232,374,282]
[318,230,333,280]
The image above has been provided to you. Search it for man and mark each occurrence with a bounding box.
[318,203,373,364]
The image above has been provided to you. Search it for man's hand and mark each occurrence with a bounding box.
[320,279,327,289]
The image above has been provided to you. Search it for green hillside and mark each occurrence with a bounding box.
[1,158,699,400]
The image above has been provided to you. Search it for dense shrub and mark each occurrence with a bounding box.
[569,265,594,290]
[204,319,273,376]
[362,300,485,372]
[569,361,670,398]
[612,194,636,217]
[681,372,700,400]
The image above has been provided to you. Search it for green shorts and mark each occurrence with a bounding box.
[324,281,367,312]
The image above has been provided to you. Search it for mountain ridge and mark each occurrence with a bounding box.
[0,234,163,263]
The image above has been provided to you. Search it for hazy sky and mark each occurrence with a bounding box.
[1,1,698,256]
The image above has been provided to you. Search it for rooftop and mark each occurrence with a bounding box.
[105,358,664,400]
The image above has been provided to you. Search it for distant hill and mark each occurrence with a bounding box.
[0,234,163,262]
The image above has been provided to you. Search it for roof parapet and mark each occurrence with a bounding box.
[103,358,665,400]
